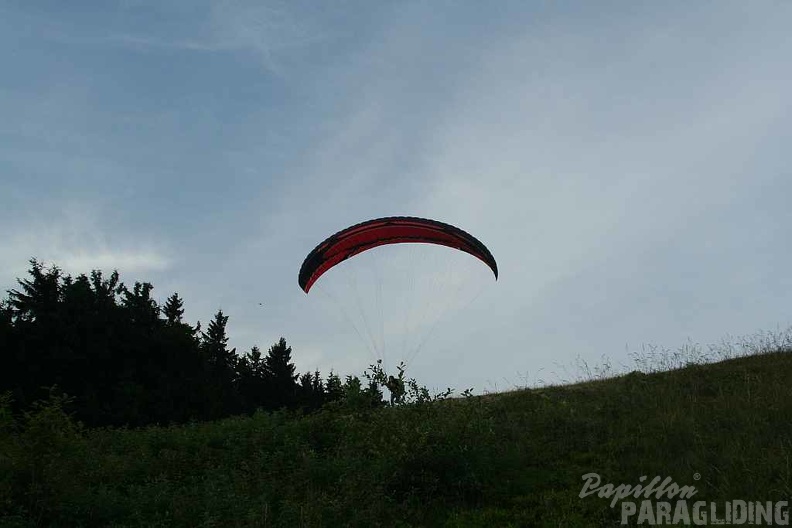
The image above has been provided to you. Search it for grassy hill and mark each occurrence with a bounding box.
[2,343,791,527]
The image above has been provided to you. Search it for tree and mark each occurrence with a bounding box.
[4,260,68,410]
[0,300,16,395]
[262,337,298,410]
[200,310,239,417]
[296,370,327,411]
[7,258,62,323]
[312,368,326,409]
[237,346,268,413]
[120,282,159,327]
[162,293,185,325]
[325,371,343,404]
[341,375,384,410]
[202,310,234,369]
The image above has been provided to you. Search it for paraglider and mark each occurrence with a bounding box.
[298,216,498,367]
[298,216,498,293]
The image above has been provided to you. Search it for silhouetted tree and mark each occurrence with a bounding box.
[7,258,62,323]
[237,346,268,413]
[325,371,343,404]
[162,293,185,325]
[262,337,298,410]
[342,375,384,409]
[154,312,206,423]
[200,310,239,417]
[5,260,66,410]
[121,282,159,327]
[0,300,16,397]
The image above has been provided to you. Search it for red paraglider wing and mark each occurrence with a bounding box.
[298,216,498,293]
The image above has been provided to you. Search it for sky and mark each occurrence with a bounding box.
[2,1,791,393]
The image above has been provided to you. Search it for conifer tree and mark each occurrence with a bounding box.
[325,371,343,403]
[121,282,159,326]
[162,293,185,325]
[237,345,268,413]
[262,337,298,409]
[297,371,315,410]
[7,258,62,323]
[200,310,239,417]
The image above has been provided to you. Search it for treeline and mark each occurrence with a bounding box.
[0,259,384,427]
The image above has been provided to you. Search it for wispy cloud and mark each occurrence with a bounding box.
[1,0,329,74]
[1,204,171,290]
[107,1,332,74]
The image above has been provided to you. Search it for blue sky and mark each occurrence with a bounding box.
[2,1,791,392]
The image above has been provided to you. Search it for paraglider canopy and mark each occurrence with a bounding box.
[298,216,498,293]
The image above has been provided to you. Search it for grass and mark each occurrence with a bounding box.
[2,330,791,527]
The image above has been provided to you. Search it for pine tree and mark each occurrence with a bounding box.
[202,311,231,367]
[262,337,298,409]
[312,368,325,408]
[155,294,205,423]
[7,258,62,323]
[5,260,67,408]
[237,345,268,413]
[0,300,16,396]
[297,371,314,408]
[200,310,239,417]
[325,371,343,403]
[162,293,185,325]
[121,282,159,326]
[90,269,122,305]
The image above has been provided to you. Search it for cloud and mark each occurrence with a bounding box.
[104,0,332,74]
[0,204,171,290]
[1,0,329,76]
[56,251,170,276]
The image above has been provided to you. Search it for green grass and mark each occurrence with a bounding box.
[2,335,792,527]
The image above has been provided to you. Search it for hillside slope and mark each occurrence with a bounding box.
[2,350,791,526]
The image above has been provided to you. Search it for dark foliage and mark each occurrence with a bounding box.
[0,258,373,427]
